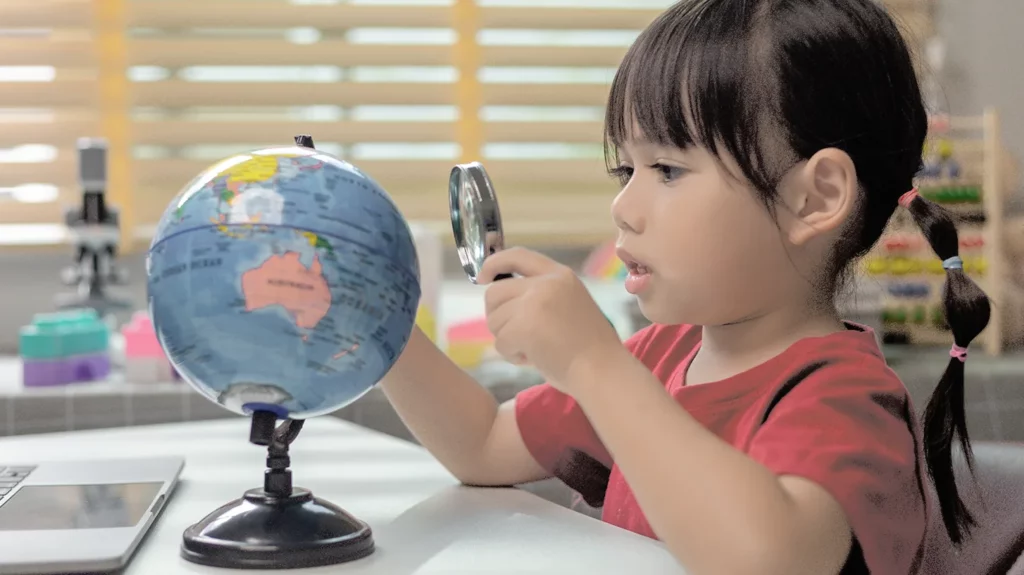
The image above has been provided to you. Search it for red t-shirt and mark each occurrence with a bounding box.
[515,322,929,575]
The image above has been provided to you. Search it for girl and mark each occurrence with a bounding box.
[381,0,990,573]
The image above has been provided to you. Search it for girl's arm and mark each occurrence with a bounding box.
[570,354,852,575]
[380,326,550,486]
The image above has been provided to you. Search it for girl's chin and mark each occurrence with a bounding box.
[633,292,705,327]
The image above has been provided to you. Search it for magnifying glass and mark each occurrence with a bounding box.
[449,162,513,284]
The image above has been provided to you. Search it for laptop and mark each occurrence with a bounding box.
[0,456,184,575]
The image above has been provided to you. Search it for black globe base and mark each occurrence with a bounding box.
[181,410,375,569]
[181,487,374,569]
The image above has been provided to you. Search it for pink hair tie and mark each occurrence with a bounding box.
[898,188,920,209]
[949,344,968,362]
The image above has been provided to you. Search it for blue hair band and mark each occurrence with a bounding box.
[942,256,963,270]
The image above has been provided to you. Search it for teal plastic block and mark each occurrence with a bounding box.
[19,309,110,360]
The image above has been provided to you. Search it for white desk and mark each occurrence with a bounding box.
[0,418,684,574]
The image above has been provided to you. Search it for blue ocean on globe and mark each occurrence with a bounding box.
[146,146,421,419]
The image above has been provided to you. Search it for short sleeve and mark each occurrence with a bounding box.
[748,366,927,575]
[513,327,653,507]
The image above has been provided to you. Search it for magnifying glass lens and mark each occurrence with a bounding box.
[460,181,482,262]
[449,162,509,283]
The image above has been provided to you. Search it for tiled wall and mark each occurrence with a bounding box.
[889,347,1024,442]
[0,371,543,439]
[1,386,229,437]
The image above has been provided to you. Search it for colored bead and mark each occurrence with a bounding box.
[19,309,111,387]
[866,258,888,275]
[912,305,927,324]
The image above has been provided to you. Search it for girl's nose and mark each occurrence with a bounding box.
[611,181,645,235]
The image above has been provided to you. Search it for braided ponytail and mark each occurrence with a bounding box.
[899,188,991,545]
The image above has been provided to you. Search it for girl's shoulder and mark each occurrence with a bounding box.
[622,323,702,373]
[623,322,701,356]
[779,322,906,395]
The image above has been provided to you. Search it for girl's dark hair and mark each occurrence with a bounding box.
[905,192,991,543]
[603,0,991,545]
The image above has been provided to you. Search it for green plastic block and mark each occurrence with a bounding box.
[19,309,110,360]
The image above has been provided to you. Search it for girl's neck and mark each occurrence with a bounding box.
[688,304,846,386]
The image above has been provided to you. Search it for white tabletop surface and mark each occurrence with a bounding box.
[0,418,684,574]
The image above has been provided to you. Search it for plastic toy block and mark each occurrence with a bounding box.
[122,311,165,358]
[448,317,490,341]
[19,309,110,360]
[23,353,111,387]
[415,305,438,346]
[121,311,181,383]
[446,317,494,369]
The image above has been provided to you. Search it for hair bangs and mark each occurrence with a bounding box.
[604,1,784,195]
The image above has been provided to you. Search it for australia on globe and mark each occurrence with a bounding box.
[146,145,421,419]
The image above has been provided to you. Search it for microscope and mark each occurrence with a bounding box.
[56,138,132,316]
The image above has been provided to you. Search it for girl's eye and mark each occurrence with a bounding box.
[608,165,634,185]
[649,163,687,182]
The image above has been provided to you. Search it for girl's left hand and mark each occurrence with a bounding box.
[477,247,627,395]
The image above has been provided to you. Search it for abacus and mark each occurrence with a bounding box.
[861,110,1024,355]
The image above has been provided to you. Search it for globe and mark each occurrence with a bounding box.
[146,145,421,419]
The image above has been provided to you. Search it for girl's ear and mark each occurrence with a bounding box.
[782,148,858,246]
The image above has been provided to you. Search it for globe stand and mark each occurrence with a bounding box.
[180,411,375,569]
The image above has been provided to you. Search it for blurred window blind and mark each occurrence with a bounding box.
[0,0,933,247]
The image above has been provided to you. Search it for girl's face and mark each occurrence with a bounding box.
[610,138,819,327]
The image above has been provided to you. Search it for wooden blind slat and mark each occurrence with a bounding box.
[133,120,456,146]
[0,118,603,150]
[0,114,97,148]
[130,40,452,68]
[482,46,628,68]
[0,201,65,225]
[126,40,628,69]
[0,160,77,188]
[480,7,661,29]
[128,3,451,29]
[131,81,610,108]
[132,81,454,107]
[126,2,667,31]
[0,157,617,193]
[0,37,93,67]
[483,84,610,107]
[485,121,605,143]
[0,0,92,28]
[0,78,96,107]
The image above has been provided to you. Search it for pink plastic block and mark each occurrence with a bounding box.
[122,311,166,358]
[447,317,493,343]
